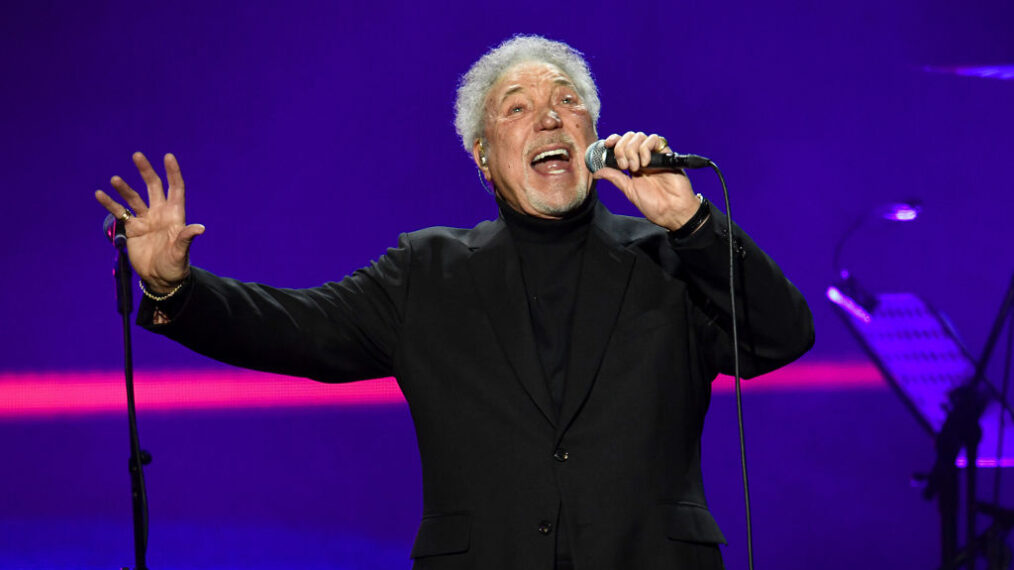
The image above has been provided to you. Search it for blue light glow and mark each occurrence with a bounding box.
[923,65,1014,80]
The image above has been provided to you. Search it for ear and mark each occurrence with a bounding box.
[471,139,491,181]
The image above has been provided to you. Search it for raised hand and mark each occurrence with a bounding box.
[94,152,204,293]
[591,131,701,232]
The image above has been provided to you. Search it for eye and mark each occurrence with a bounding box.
[510,105,524,114]
[561,94,576,104]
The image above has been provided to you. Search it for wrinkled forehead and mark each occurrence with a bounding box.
[484,61,576,110]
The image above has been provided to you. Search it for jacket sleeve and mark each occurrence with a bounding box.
[136,234,412,383]
[670,208,814,379]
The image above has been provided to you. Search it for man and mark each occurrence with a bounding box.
[95,35,813,569]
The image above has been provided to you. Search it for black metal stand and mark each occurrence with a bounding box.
[925,383,986,569]
[945,503,1014,570]
[932,272,1014,570]
[109,220,152,570]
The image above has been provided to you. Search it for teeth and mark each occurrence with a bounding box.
[532,148,570,163]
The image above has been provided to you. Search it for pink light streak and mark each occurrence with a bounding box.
[0,360,885,419]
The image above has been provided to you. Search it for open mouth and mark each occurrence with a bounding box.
[529,147,571,175]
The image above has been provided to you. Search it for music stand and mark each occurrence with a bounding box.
[828,280,1014,568]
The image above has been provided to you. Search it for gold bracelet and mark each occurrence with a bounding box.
[139,279,185,302]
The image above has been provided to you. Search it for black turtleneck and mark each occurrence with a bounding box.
[497,191,596,569]
[496,191,597,416]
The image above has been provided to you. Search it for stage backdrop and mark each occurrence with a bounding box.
[1,0,1012,568]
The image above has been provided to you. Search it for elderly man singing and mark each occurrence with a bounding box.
[96,35,813,570]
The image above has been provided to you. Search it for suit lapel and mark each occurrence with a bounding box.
[557,216,636,435]
[467,221,558,428]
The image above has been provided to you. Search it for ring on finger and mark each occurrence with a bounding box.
[119,210,132,223]
[656,136,669,151]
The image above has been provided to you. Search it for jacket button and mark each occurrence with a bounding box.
[553,448,569,462]
[538,520,553,535]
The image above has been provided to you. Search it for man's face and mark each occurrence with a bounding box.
[474,62,597,219]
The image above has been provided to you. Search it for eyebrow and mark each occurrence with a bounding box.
[498,78,576,104]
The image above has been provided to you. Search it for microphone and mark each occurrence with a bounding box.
[103,213,127,249]
[584,140,710,173]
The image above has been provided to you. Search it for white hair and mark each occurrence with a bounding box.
[454,35,601,153]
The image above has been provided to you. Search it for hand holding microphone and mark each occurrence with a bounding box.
[586,132,708,233]
[584,137,709,173]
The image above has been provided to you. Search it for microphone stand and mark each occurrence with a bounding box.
[110,219,152,570]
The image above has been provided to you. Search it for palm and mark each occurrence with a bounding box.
[95,152,204,291]
[124,199,188,283]
[622,171,697,229]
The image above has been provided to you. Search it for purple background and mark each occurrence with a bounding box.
[2,0,1012,567]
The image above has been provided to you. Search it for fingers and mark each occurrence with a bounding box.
[178,223,205,245]
[171,223,206,261]
[109,175,149,216]
[97,151,182,221]
[94,189,131,218]
[132,151,166,206]
[164,153,185,204]
[603,131,667,173]
[639,134,665,168]
[603,132,636,171]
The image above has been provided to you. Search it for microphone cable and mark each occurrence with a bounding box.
[586,143,754,568]
[707,160,754,570]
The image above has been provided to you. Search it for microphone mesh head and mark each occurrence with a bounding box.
[103,213,117,243]
[584,140,606,173]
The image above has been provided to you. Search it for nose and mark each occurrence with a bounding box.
[538,107,562,130]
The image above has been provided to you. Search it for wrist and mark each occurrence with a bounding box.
[149,268,190,293]
[140,279,185,302]
[146,282,176,295]
[142,269,190,298]
[668,194,711,239]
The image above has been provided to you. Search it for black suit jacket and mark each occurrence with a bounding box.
[141,201,814,569]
